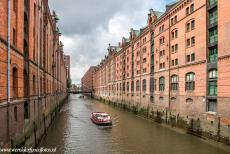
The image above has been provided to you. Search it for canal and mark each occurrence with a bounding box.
[40,94,230,154]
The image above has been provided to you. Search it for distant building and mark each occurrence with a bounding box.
[81,66,97,92]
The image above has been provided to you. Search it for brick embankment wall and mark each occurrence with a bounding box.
[0,94,69,149]
[93,95,230,146]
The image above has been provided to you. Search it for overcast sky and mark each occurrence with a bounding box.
[49,0,174,84]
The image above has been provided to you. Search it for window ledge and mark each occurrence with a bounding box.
[206,111,217,115]
[185,90,195,93]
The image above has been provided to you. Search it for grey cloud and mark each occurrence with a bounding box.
[49,0,171,83]
[49,0,143,35]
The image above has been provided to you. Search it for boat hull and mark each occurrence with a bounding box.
[90,118,112,126]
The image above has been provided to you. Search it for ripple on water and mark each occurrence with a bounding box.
[40,94,230,154]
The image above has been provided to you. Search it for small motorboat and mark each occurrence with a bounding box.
[91,112,112,126]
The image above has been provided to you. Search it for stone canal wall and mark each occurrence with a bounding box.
[94,95,230,146]
[0,94,69,149]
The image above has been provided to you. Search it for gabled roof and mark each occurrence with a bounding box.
[133,29,141,36]
[108,46,121,52]
[166,0,180,12]
[149,9,164,19]
[140,26,148,33]
[153,11,164,18]
[130,26,148,38]
[122,37,130,43]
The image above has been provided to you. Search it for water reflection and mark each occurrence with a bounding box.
[40,94,229,154]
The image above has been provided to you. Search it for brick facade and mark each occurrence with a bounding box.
[0,0,68,147]
[91,0,230,141]
[82,66,97,92]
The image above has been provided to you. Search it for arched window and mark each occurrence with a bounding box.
[122,82,125,92]
[13,67,18,97]
[136,80,140,91]
[24,102,29,119]
[171,31,175,40]
[185,72,195,91]
[186,22,190,32]
[171,29,178,40]
[186,19,195,32]
[131,81,134,92]
[191,20,195,30]
[127,82,129,92]
[171,97,176,101]
[171,75,178,91]
[175,29,178,38]
[142,79,146,92]
[190,4,194,13]
[208,69,217,96]
[186,98,193,103]
[159,77,165,91]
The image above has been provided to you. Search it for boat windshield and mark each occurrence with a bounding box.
[95,114,109,118]
[101,115,109,118]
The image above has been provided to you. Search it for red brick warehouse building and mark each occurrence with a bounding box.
[91,0,230,143]
[82,66,97,92]
[0,0,69,147]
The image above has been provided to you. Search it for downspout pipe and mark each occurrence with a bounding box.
[7,0,11,142]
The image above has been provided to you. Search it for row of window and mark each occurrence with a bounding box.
[12,102,30,122]
[12,67,37,97]
[117,80,147,92]
[158,73,195,91]
[136,47,147,56]
[172,58,178,66]
[160,50,165,57]
[159,19,196,45]
[159,3,195,34]
[171,44,178,53]
[186,4,194,16]
[158,53,195,68]
[171,29,178,40]
[159,62,165,69]
[112,70,217,96]
[171,16,177,26]
[186,36,195,48]
[159,25,165,33]
[207,2,218,97]
[158,69,217,94]
[186,53,195,63]
[135,37,147,48]
[186,20,195,32]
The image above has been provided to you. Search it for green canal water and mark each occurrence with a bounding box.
[40,94,230,154]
